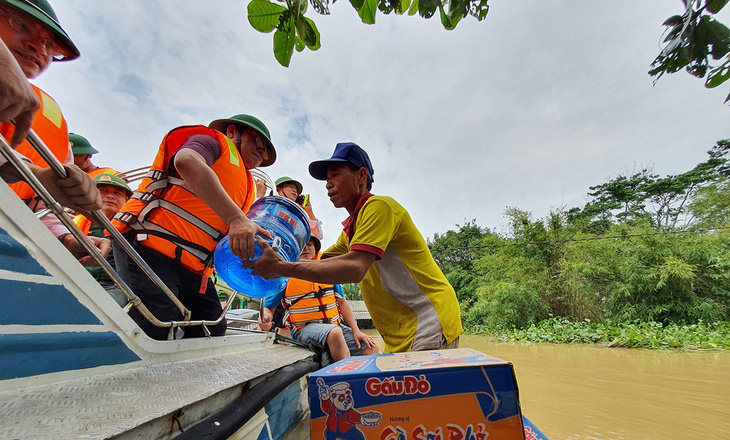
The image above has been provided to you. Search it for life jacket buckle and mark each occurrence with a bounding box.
[139,192,157,203]
[115,211,137,224]
[148,169,167,181]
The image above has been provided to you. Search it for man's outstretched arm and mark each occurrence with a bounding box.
[244,237,377,285]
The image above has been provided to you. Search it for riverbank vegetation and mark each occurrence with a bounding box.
[475,318,730,350]
[429,140,730,350]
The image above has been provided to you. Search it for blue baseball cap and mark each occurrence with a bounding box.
[308,142,374,184]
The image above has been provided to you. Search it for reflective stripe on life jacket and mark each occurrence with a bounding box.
[112,125,255,274]
[1,85,70,202]
[72,214,92,236]
[283,278,342,331]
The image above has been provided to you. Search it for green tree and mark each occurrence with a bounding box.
[460,208,602,330]
[645,157,725,228]
[691,181,730,225]
[690,141,730,225]
[577,169,655,230]
[341,282,363,300]
[428,219,492,307]
[572,142,729,231]
[575,224,730,324]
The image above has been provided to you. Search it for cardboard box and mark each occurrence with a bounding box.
[309,348,525,440]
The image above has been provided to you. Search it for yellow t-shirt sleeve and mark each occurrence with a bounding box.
[349,198,400,259]
[323,230,350,257]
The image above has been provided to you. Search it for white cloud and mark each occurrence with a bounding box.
[35,0,730,247]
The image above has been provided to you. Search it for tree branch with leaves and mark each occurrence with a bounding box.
[247,0,489,66]
[651,0,730,103]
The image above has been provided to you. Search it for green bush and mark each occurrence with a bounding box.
[575,225,730,324]
[463,281,550,330]
[490,317,730,350]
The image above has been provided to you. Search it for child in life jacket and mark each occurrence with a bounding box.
[258,235,379,361]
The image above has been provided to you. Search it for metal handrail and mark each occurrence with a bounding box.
[251,168,275,196]
[116,165,149,178]
[116,165,149,184]
[22,129,190,320]
[0,129,245,339]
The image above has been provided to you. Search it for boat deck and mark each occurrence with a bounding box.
[348,300,374,329]
[0,342,312,439]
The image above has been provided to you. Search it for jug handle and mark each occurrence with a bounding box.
[271,236,282,252]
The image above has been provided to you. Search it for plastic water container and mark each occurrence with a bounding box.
[214,196,311,298]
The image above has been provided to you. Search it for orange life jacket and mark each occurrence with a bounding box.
[72,214,92,236]
[112,125,255,274]
[1,84,70,202]
[283,278,341,331]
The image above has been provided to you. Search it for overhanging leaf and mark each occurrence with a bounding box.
[704,18,730,59]
[349,0,365,11]
[310,0,332,15]
[397,0,411,15]
[419,0,437,20]
[378,0,396,14]
[295,15,320,49]
[407,0,419,16]
[273,26,297,67]
[439,3,462,30]
[305,17,321,50]
[706,0,728,14]
[471,0,489,20]
[248,0,287,33]
[706,61,730,88]
[357,0,379,24]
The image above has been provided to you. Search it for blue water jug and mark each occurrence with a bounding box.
[214,196,311,298]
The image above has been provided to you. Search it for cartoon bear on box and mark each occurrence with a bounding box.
[316,378,381,440]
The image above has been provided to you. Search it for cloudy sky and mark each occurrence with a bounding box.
[37,1,729,247]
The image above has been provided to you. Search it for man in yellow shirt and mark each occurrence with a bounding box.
[246,143,462,353]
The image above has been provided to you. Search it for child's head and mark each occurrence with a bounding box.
[300,235,321,261]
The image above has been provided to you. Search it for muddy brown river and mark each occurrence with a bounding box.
[459,334,730,439]
[285,332,730,439]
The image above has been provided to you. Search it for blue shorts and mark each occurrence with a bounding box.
[292,323,363,357]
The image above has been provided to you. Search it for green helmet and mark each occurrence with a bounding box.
[93,173,132,197]
[2,0,80,60]
[208,114,276,167]
[69,132,98,155]
[309,234,321,254]
[275,176,302,195]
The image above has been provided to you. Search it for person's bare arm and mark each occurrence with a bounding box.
[4,162,103,212]
[61,235,111,266]
[174,149,270,260]
[255,178,267,198]
[258,307,276,331]
[0,40,39,148]
[244,237,377,284]
[336,296,376,349]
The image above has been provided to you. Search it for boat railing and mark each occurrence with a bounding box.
[115,165,150,184]
[251,167,276,196]
[0,128,254,340]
